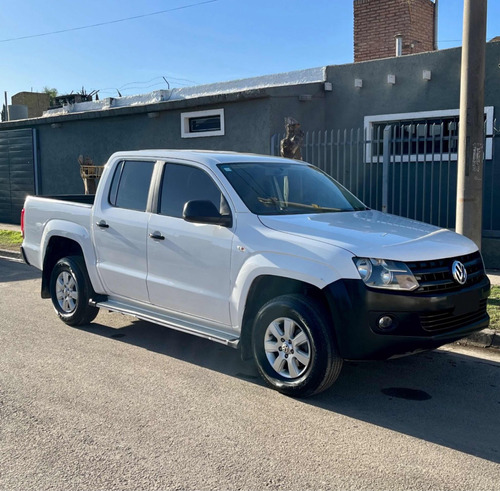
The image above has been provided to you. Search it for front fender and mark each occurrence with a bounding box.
[230,251,346,330]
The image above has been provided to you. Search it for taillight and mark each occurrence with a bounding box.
[20,208,25,238]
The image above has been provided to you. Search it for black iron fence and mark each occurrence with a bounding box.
[271,121,498,235]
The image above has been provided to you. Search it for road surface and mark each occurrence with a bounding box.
[1,258,499,490]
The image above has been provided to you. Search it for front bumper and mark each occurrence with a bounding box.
[323,276,490,360]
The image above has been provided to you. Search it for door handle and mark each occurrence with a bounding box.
[96,220,109,229]
[149,232,165,240]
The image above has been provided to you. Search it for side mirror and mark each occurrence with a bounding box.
[183,200,232,227]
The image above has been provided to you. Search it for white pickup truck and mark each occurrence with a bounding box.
[21,150,490,397]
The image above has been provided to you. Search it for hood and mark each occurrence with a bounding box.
[258,210,478,261]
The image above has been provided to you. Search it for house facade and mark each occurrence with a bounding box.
[0,40,499,264]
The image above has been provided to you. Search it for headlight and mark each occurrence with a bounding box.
[353,257,419,291]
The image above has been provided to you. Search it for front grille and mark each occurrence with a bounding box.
[407,251,485,294]
[420,299,488,333]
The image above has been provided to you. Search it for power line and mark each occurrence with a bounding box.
[118,76,198,89]
[119,77,166,90]
[97,74,197,95]
[0,0,218,43]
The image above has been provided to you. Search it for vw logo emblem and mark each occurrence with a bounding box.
[452,260,467,285]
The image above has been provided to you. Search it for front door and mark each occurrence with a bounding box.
[147,162,234,326]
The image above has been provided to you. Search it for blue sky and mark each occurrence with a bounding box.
[1,0,498,100]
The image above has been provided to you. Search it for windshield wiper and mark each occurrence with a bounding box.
[257,197,343,212]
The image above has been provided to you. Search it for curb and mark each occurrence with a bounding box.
[0,248,22,260]
[454,328,500,350]
[1,247,499,350]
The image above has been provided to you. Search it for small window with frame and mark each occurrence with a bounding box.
[181,109,225,138]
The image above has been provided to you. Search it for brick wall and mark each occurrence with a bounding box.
[354,0,436,62]
[11,92,50,118]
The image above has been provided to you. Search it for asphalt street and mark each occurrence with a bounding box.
[1,258,499,490]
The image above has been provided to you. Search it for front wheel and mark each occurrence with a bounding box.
[50,256,99,326]
[252,294,343,397]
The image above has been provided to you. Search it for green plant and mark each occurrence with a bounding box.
[0,230,23,250]
[487,285,500,331]
[43,86,58,106]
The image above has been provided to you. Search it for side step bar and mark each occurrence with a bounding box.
[95,299,240,349]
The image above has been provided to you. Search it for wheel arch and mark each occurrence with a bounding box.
[239,275,336,360]
[41,236,85,298]
[39,220,104,299]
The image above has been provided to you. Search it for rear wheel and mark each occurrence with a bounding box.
[252,294,343,397]
[50,256,99,326]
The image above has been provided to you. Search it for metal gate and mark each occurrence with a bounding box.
[271,122,498,235]
[0,128,37,224]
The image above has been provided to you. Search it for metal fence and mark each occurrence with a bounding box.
[271,121,498,235]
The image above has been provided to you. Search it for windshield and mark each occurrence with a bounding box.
[218,162,367,215]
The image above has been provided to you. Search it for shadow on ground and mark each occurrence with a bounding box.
[81,315,500,464]
[0,258,41,282]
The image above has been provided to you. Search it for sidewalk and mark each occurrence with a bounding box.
[0,223,21,232]
[487,270,500,286]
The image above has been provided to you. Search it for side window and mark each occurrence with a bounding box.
[159,163,229,218]
[108,160,155,211]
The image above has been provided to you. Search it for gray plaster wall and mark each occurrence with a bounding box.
[32,95,273,194]
[323,42,500,130]
[2,43,499,196]
[268,82,327,134]
[1,42,498,264]
[3,83,330,195]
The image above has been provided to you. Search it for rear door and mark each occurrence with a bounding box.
[93,160,155,302]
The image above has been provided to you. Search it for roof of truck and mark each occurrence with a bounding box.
[107,149,304,168]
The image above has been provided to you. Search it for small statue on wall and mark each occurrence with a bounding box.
[79,155,104,195]
[280,117,304,160]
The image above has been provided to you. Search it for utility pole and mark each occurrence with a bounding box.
[3,92,9,121]
[456,0,487,249]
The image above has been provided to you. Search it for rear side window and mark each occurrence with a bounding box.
[108,160,155,211]
[159,163,229,218]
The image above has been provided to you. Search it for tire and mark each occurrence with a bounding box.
[50,256,99,326]
[252,294,343,397]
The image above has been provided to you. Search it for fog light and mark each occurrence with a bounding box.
[378,316,393,330]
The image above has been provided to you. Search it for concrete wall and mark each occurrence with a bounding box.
[1,82,329,195]
[322,42,499,131]
[3,43,499,190]
[4,42,497,196]
[268,82,327,134]
[31,94,274,194]
[325,47,461,129]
